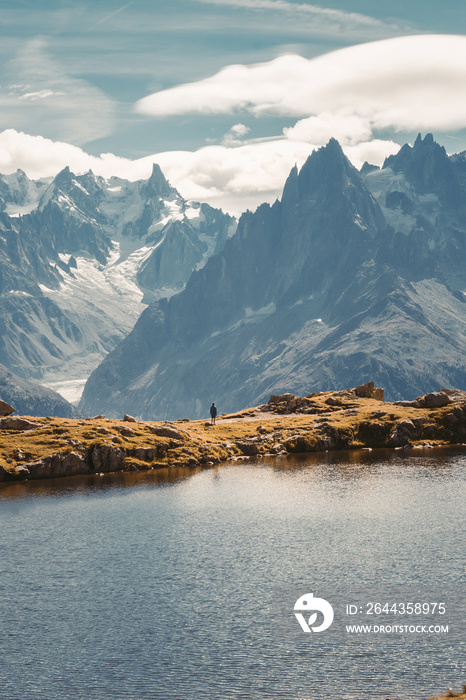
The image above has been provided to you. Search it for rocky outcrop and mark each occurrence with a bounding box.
[261,384,383,415]
[387,418,424,447]
[394,390,453,409]
[19,451,89,479]
[354,382,384,401]
[91,446,125,473]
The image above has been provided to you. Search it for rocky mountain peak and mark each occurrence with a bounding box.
[382,133,455,200]
[53,166,73,189]
[143,163,173,199]
[290,140,367,213]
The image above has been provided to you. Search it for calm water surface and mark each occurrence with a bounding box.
[1,448,465,700]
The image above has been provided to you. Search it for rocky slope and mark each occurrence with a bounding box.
[80,135,466,419]
[2,384,466,481]
[0,165,235,398]
[0,364,74,417]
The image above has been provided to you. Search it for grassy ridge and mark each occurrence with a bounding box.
[1,389,466,481]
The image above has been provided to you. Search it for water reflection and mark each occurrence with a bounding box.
[0,445,463,502]
[0,463,206,501]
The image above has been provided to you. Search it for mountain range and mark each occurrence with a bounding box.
[0,164,234,407]
[78,134,466,419]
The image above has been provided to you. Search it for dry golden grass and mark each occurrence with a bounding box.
[0,390,464,480]
[427,689,466,700]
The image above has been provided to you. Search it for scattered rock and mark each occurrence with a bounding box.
[148,426,186,440]
[235,440,260,456]
[270,443,287,454]
[0,417,41,431]
[96,427,110,435]
[92,414,106,420]
[123,414,137,422]
[116,426,136,438]
[269,393,294,404]
[0,400,15,417]
[325,397,341,406]
[354,381,384,401]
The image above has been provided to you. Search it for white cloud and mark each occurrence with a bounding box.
[284,112,372,146]
[221,122,251,146]
[135,34,466,135]
[0,128,399,215]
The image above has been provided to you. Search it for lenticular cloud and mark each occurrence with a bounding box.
[135,34,466,134]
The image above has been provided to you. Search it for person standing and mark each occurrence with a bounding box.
[210,402,217,425]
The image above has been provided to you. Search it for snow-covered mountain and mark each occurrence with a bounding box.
[80,135,466,420]
[0,165,235,401]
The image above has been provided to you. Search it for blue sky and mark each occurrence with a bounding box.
[2,0,466,212]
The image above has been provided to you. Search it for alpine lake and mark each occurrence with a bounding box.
[1,446,464,700]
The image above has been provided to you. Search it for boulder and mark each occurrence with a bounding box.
[0,400,15,417]
[116,426,136,438]
[0,416,41,431]
[123,414,137,422]
[148,426,185,440]
[235,440,260,456]
[424,392,451,408]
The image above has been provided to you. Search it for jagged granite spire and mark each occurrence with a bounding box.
[142,163,173,199]
[383,133,457,201]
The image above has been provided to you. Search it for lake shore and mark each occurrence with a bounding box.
[2,384,466,482]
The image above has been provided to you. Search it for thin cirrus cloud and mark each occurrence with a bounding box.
[135,34,466,137]
[192,0,389,34]
[2,38,115,145]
